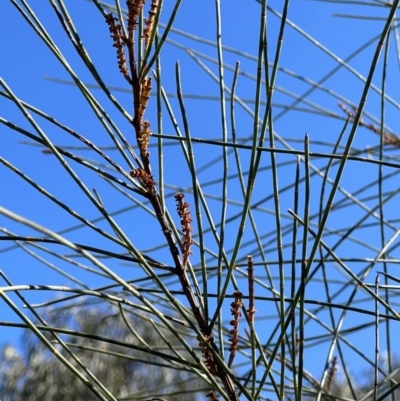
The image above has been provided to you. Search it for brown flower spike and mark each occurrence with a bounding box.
[126,0,145,43]
[137,77,152,124]
[174,192,193,267]
[228,290,243,368]
[129,168,155,193]
[143,0,158,49]
[198,334,218,376]
[137,121,152,158]
[105,14,130,82]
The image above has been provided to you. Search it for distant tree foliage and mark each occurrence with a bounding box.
[0,305,206,401]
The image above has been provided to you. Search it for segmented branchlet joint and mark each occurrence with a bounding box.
[206,391,219,401]
[143,0,158,49]
[129,168,155,192]
[106,14,130,82]
[174,192,193,267]
[326,356,338,393]
[126,0,145,42]
[295,332,299,357]
[228,290,243,368]
[198,334,218,376]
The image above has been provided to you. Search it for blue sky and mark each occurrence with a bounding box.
[2,0,400,396]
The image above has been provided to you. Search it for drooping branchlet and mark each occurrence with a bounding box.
[174,192,193,267]
[106,14,130,83]
[228,290,243,368]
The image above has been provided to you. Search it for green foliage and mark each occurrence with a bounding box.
[3,0,400,400]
